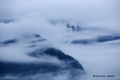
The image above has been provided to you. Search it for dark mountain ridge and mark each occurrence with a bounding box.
[0,33,85,79]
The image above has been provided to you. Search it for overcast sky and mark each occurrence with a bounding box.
[0,0,120,41]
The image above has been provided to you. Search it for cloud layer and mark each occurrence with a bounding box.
[0,0,120,80]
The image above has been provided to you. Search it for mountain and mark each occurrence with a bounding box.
[71,35,120,44]
[0,33,85,80]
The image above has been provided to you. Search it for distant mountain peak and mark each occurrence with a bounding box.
[0,33,46,46]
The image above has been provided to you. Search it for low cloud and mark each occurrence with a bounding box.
[0,0,120,80]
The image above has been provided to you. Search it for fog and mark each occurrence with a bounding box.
[0,0,120,80]
[54,43,120,80]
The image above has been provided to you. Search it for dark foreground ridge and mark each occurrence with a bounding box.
[0,33,85,79]
[0,48,85,78]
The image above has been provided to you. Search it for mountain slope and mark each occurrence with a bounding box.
[0,33,85,80]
